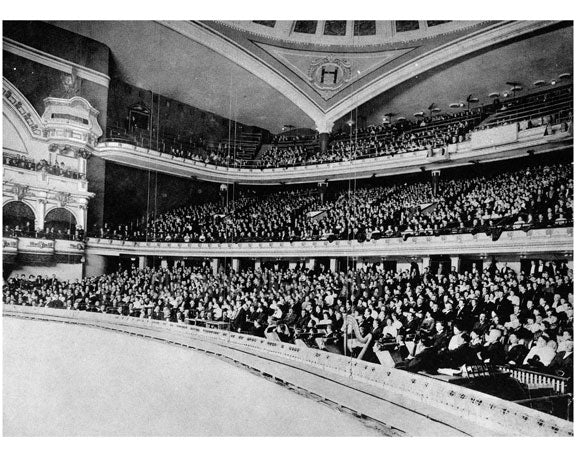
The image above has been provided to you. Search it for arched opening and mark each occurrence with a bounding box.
[3,201,35,234]
[45,208,76,237]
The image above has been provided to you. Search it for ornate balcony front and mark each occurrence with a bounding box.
[85,226,573,259]
[95,123,572,185]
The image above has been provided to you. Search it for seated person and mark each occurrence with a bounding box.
[547,340,573,378]
[478,329,506,365]
[504,333,529,366]
[522,334,556,369]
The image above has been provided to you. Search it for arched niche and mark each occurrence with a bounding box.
[3,201,36,232]
[44,207,77,235]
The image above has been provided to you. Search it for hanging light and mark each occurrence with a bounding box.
[559,72,571,80]
[533,80,546,87]
[488,92,500,98]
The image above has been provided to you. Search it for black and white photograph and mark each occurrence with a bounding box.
[1,4,574,448]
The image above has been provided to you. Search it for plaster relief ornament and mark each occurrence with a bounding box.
[13,184,29,201]
[61,67,81,98]
[307,56,353,100]
[56,192,73,208]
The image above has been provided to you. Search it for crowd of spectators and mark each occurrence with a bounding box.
[3,154,86,180]
[99,84,572,169]
[4,258,572,385]
[258,145,308,167]
[271,133,318,144]
[93,162,572,243]
[304,114,479,165]
[3,223,84,241]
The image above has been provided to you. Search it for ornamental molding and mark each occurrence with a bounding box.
[307,56,353,100]
[49,143,92,159]
[12,184,29,201]
[43,96,103,146]
[55,192,73,208]
[3,37,110,88]
[2,81,43,137]
[212,20,492,48]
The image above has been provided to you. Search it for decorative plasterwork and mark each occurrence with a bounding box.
[3,37,110,88]
[55,191,73,208]
[48,143,92,159]
[324,20,562,124]
[12,183,29,201]
[94,128,571,185]
[42,96,103,147]
[85,227,573,259]
[216,20,489,48]
[161,20,562,129]
[256,44,414,101]
[3,77,103,149]
[2,82,43,137]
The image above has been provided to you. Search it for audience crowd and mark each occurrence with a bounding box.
[99,84,571,169]
[93,162,572,243]
[3,155,86,180]
[3,223,84,241]
[4,258,572,385]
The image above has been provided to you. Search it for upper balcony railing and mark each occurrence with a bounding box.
[95,119,573,185]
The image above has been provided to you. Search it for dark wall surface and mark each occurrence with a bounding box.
[101,162,220,227]
[4,21,109,74]
[106,78,269,146]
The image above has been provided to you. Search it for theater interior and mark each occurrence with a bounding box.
[2,19,574,437]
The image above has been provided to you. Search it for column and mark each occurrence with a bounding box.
[210,258,220,275]
[315,119,334,156]
[231,258,240,272]
[254,258,261,271]
[36,198,46,230]
[319,133,329,155]
[78,156,87,176]
[421,256,431,272]
[306,258,317,271]
[355,258,365,271]
[431,170,441,197]
[329,258,338,272]
[138,256,147,269]
[450,255,461,274]
[288,260,297,270]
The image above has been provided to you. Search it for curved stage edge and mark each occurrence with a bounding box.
[3,305,573,437]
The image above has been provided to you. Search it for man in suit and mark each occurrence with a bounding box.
[231,302,249,333]
[504,333,529,366]
[479,329,506,365]
[547,340,573,378]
